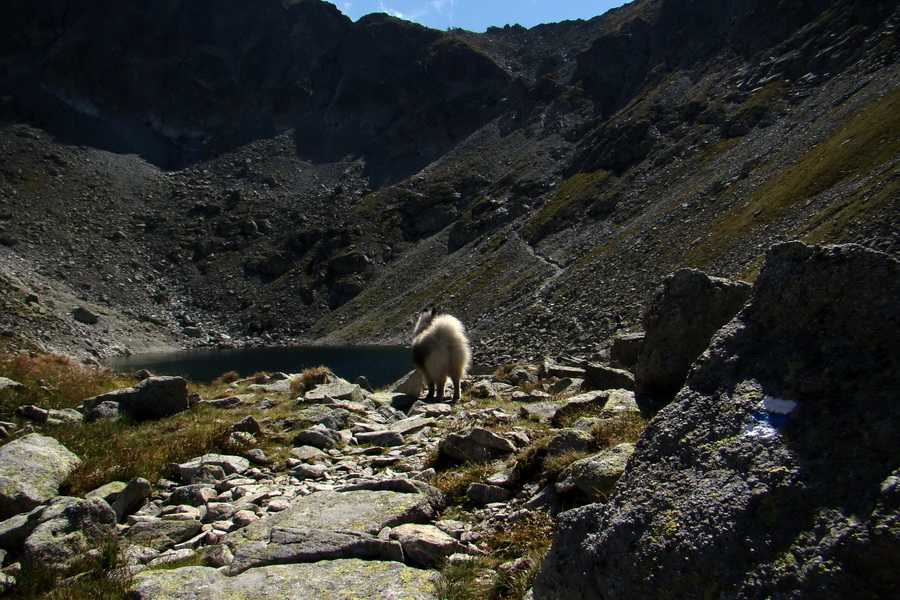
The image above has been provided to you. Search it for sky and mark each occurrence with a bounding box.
[335,0,630,32]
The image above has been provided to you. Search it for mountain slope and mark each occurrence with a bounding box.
[0,0,897,364]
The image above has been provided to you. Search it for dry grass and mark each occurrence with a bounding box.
[290,365,332,395]
[0,353,136,414]
[435,511,554,600]
[592,412,650,447]
[54,405,241,496]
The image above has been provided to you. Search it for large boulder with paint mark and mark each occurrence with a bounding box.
[534,243,900,599]
[0,434,81,520]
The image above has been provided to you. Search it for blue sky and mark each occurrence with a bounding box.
[335,0,629,32]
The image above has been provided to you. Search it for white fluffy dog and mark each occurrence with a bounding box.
[411,307,470,402]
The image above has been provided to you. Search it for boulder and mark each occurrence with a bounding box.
[467,483,514,507]
[555,443,636,500]
[583,363,635,391]
[439,427,517,463]
[293,425,342,449]
[111,477,152,523]
[545,429,597,458]
[609,332,644,369]
[23,496,117,571]
[633,268,751,405]
[534,243,900,599]
[84,376,189,420]
[390,370,425,397]
[389,523,465,568]
[177,454,250,483]
[303,382,366,404]
[129,560,436,600]
[126,518,204,552]
[0,433,81,519]
[225,489,436,574]
[355,429,405,447]
[72,306,100,325]
[295,405,351,430]
[0,377,24,391]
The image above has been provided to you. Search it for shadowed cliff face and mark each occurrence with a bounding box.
[0,0,896,363]
[0,0,518,179]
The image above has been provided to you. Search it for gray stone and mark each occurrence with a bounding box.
[85,400,121,421]
[84,376,189,420]
[0,513,37,548]
[23,496,117,571]
[303,382,366,404]
[293,425,342,449]
[583,363,635,391]
[289,463,327,480]
[130,560,435,599]
[548,377,584,396]
[111,477,152,523]
[126,518,204,552]
[600,389,641,418]
[467,482,514,506]
[336,478,446,511]
[439,427,517,463]
[610,332,645,369]
[389,523,465,568]
[355,429,405,447]
[390,370,425,397]
[290,446,327,461]
[86,480,128,504]
[0,433,81,520]
[72,306,99,325]
[0,377,24,391]
[555,443,636,499]
[519,401,562,423]
[231,416,261,435]
[545,429,597,458]
[225,489,434,573]
[295,405,350,430]
[177,454,250,483]
[634,268,751,405]
[535,243,900,599]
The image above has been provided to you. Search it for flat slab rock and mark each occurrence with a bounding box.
[129,559,436,599]
[225,489,436,573]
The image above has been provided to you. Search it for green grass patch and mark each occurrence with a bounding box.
[687,87,900,264]
[521,170,614,243]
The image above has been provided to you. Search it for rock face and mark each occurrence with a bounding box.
[534,243,900,599]
[633,268,751,405]
[0,433,81,519]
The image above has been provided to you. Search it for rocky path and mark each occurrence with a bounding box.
[0,359,646,599]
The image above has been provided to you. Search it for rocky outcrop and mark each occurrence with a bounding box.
[0,433,81,519]
[534,242,900,598]
[83,376,189,421]
[634,268,752,406]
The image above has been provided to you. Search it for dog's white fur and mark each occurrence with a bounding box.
[411,308,470,402]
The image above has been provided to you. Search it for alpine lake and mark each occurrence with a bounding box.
[103,345,413,389]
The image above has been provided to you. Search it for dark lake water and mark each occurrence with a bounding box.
[102,345,413,388]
